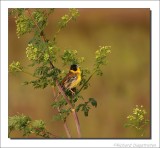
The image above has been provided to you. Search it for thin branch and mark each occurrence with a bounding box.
[55,81,81,138]
[9,66,39,78]
[77,71,96,94]
[52,87,72,138]
[63,120,71,138]
[55,81,73,108]
[72,109,81,138]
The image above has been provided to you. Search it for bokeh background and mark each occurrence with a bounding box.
[8,8,150,138]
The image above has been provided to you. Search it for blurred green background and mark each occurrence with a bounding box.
[8,8,150,138]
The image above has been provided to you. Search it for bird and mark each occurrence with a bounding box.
[61,64,81,94]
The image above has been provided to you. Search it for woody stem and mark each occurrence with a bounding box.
[52,87,71,138]
[56,81,81,138]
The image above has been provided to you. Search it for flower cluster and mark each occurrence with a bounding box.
[94,46,111,75]
[9,61,23,72]
[26,44,39,61]
[125,105,149,136]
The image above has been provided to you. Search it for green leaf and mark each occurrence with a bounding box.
[32,9,48,31]
[32,120,45,130]
[89,98,97,107]
[76,104,84,112]
[76,103,90,117]
[83,105,90,117]
[51,99,67,109]
[53,114,62,121]
[53,109,71,121]
[34,66,50,77]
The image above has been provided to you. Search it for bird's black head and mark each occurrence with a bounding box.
[70,64,78,71]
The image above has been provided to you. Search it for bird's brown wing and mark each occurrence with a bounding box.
[61,72,77,89]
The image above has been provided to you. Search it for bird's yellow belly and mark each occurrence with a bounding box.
[69,75,81,89]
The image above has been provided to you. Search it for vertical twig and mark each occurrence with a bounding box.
[56,81,81,138]
[63,121,71,138]
[72,109,81,138]
[52,87,71,138]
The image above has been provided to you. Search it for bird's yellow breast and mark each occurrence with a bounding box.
[69,68,81,89]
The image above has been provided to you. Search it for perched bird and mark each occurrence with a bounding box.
[61,64,81,94]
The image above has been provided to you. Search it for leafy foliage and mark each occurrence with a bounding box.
[94,46,111,76]
[51,98,67,109]
[16,13,34,38]
[9,114,53,138]
[53,109,71,121]
[61,49,84,66]
[58,8,79,29]
[52,99,71,121]
[10,8,54,38]
[124,105,149,136]
[76,98,97,116]
[9,8,111,138]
